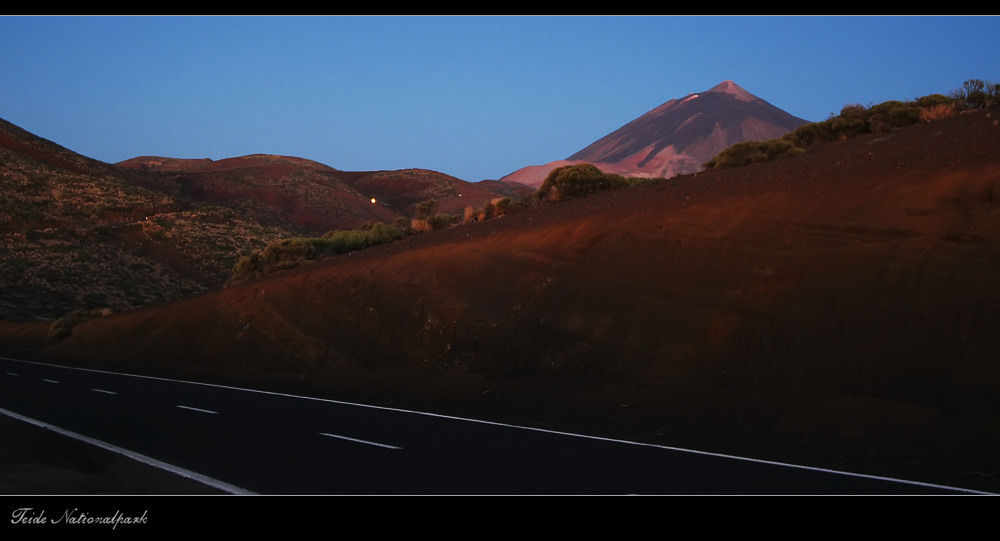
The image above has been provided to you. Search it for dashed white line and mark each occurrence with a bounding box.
[91,388,117,395]
[1,356,990,495]
[177,405,218,414]
[42,379,59,384]
[319,432,402,450]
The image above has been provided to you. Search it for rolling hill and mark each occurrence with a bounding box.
[116,156,517,233]
[10,106,1000,493]
[0,119,510,320]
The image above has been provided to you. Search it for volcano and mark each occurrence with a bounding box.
[501,80,810,187]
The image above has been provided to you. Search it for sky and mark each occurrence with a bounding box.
[1,15,998,182]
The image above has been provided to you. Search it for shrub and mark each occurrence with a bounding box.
[536,163,631,202]
[839,103,869,121]
[920,103,957,122]
[703,139,805,171]
[232,252,264,279]
[463,197,513,224]
[47,316,76,341]
[230,222,406,281]
[426,213,461,230]
[414,199,439,220]
[866,100,923,132]
[951,79,999,109]
[916,93,955,108]
[47,307,114,341]
[409,218,434,234]
[260,237,322,271]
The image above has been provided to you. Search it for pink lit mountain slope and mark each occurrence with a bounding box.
[501,81,810,187]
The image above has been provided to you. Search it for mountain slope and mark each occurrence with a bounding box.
[23,108,1000,493]
[1,116,514,320]
[118,157,516,232]
[0,118,296,320]
[117,154,397,234]
[501,80,809,187]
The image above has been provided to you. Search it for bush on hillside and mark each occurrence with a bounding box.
[230,222,406,281]
[866,100,923,133]
[951,79,1000,109]
[414,199,439,220]
[916,94,959,121]
[536,163,632,202]
[464,196,513,224]
[703,139,805,171]
[322,221,407,252]
[47,307,114,341]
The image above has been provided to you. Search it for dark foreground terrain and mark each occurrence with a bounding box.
[3,109,1000,495]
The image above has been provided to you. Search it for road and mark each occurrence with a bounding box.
[0,357,985,495]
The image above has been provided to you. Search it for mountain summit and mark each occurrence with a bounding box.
[502,81,809,187]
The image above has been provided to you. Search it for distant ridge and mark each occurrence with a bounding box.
[0,117,514,319]
[501,80,809,187]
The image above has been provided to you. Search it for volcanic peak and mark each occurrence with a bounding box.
[706,79,756,102]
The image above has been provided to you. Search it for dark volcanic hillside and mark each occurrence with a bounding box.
[0,118,299,320]
[1,117,512,321]
[20,108,1000,493]
[502,81,809,187]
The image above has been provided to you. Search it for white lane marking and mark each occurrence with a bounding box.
[42,379,59,384]
[177,405,218,414]
[0,407,254,495]
[91,388,117,395]
[6,372,18,376]
[319,432,402,450]
[1,356,990,495]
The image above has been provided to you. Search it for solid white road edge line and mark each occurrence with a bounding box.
[1,356,992,495]
[0,406,255,495]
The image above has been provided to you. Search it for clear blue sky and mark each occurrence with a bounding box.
[1,15,997,181]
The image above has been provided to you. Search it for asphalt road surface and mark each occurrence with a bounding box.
[0,357,984,495]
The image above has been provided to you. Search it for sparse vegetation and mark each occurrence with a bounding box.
[702,139,806,171]
[464,196,513,224]
[703,79,999,172]
[229,221,407,282]
[950,78,1000,109]
[6,79,997,314]
[47,307,114,341]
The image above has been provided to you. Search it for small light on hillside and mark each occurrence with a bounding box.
[371,198,377,204]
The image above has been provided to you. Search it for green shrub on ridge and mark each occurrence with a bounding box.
[702,139,805,171]
[230,222,406,282]
[704,79,997,172]
[536,163,633,202]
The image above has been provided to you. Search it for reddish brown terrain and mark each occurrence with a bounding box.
[117,155,516,235]
[3,108,1000,494]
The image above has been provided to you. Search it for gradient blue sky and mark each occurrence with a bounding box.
[1,15,997,182]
